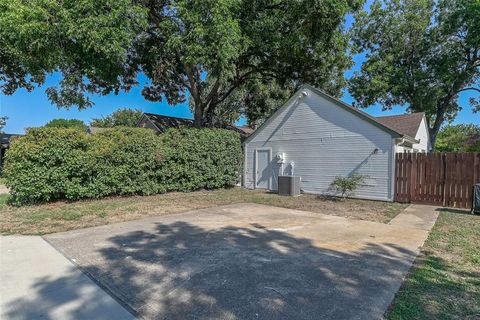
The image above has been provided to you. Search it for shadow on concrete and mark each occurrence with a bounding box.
[3,267,133,320]
[13,222,419,319]
[86,222,418,319]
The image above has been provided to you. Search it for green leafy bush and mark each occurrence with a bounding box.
[159,128,242,192]
[330,174,366,199]
[3,127,241,205]
[3,128,88,204]
[79,128,164,199]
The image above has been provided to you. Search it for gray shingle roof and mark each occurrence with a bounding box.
[375,113,425,138]
[141,113,254,138]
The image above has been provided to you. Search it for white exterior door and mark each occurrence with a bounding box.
[255,149,271,189]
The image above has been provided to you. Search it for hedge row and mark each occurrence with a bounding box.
[3,127,242,204]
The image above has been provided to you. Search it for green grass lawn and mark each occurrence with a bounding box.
[387,210,480,319]
[0,187,406,235]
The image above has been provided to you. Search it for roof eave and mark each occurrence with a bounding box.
[397,135,420,144]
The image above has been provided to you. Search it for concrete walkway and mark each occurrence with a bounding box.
[45,203,439,320]
[389,204,439,231]
[0,236,134,320]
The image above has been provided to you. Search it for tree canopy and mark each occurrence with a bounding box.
[435,124,480,152]
[0,117,7,134]
[0,0,147,108]
[44,118,87,131]
[90,108,143,128]
[349,0,480,147]
[215,80,295,128]
[0,0,362,127]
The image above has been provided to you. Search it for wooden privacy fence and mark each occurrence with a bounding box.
[394,152,480,209]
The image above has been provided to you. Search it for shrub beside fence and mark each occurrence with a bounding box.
[3,127,242,205]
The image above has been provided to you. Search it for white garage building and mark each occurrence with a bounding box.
[243,84,430,201]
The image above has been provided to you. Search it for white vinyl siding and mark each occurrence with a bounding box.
[244,88,395,201]
[394,117,430,153]
[413,117,430,152]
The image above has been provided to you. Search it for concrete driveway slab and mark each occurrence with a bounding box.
[0,236,134,320]
[45,203,438,320]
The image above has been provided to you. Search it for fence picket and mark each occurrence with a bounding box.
[394,152,480,209]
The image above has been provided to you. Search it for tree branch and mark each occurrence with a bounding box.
[457,87,480,94]
[216,71,254,104]
[204,79,221,105]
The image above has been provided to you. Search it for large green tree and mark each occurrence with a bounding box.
[349,0,480,147]
[0,0,147,108]
[435,124,480,152]
[44,118,88,131]
[91,108,143,127]
[211,80,294,127]
[1,0,362,127]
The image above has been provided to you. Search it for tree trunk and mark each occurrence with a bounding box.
[429,103,447,150]
[204,99,218,127]
[193,103,204,128]
[429,126,439,150]
[185,64,204,128]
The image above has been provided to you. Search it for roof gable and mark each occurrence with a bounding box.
[245,84,407,144]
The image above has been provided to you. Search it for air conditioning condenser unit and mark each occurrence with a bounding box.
[278,176,301,197]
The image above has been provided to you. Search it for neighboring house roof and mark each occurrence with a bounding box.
[375,113,425,139]
[138,113,254,138]
[0,133,22,148]
[141,113,194,131]
[245,84,418,144]
[237,126,256,135]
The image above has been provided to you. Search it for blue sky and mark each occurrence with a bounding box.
[1,10,479,134]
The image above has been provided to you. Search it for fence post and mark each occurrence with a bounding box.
[442,153,447,207]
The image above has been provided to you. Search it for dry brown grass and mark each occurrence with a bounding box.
[0,188,407,235]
